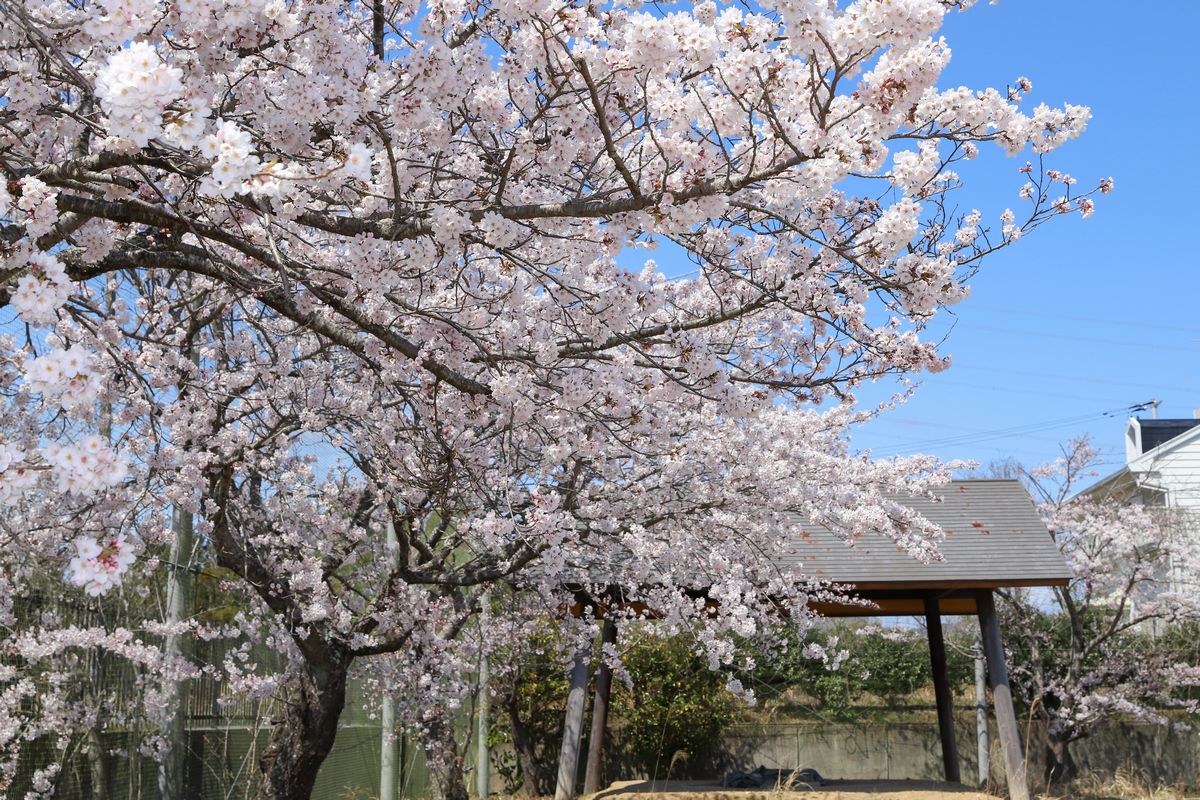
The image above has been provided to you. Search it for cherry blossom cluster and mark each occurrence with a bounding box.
[199,120,262,197]
[12,177,59,239]
[1,621,197,788]
[1000,437,1200,777]
[95,41,184,148]
[8,252,70,325]
[802,638,852,672]
[0,443,38,502]
[0,435,126,508]
[23,345,103,411]
[65,533,138,596]
[42,437,129,496]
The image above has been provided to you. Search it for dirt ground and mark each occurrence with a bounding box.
[589,778,998,800]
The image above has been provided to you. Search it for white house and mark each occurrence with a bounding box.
[1085,416,1200,507]
[1082,416,1200,613]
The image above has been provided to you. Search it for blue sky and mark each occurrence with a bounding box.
[842,0,1200,474]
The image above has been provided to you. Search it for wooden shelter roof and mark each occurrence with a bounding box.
[783,478,1071,616]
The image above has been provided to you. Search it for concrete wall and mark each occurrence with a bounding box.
[363,716,1199,797]
[691,717,1200,790]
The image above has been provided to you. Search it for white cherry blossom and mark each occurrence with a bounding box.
[23,345,103,411]
[8,252,71,325]
[95,42,185,147]
[66,533,138,596]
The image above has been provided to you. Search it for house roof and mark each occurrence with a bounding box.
[1128,418,1200,472]
[1081,417,1200,498]
[1077,465,1134,502]
[1135,418,1200,454]
[780,479,1070,591]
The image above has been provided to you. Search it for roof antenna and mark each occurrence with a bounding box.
[1126,398,1161,419]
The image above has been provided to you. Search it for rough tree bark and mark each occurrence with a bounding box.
[424,710,469,800]
[259,652,350,800]
[505,687,557,796]
[1044,736,1078,788]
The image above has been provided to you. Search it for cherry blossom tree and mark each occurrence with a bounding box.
[998,438,1200,788]
[0,0,1107,797]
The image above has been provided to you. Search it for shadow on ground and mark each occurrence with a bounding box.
[590,778,997,800]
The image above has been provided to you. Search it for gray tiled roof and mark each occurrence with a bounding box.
[781,479,1071,588]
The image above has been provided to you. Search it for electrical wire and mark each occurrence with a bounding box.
[874,404,1134,451]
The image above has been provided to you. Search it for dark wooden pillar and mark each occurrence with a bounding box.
[554,645,592,800]
[924,594,961,783]
[582,619,618,795]
[976,590,1029,800]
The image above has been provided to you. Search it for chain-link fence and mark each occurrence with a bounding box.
[10,679,431,798]
[5,594,433,800]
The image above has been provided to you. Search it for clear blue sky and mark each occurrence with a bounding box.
[843,1,1200,474]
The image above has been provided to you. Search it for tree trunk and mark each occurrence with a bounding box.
[506,690,556,796]
[1043,736,1077,789]
[260,653,350,800]
[87,727,109,800]
[424,710,469,800]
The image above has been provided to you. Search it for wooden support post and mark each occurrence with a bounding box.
[583,619,618,795]
[554,646,592,800]
[976,633,990,788]
[924,594,961,784]
[976,590,1029,800]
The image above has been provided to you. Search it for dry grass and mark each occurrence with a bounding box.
[589,778,998,800]
[1037,768,1199,800]
[585,771,1200,800]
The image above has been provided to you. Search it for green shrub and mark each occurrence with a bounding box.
[611,632,738,779]
[741,622,867,720]
[856,630,929,702]
[493,624,739,789]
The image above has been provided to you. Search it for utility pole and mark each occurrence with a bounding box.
[380,522,400,800]
[158,506,194,800]
[156,293,195,800]
[475,592,491,799]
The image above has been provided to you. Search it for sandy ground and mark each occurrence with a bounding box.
[589,778,999,800]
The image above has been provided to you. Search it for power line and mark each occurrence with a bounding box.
[963,303,1200,336]
[948,364,1200,395]
[857,432,1074,461]
[961,324,1200,355]
[879,405,1131,451]
[917,378,1132,405]
[864,423,1082,448]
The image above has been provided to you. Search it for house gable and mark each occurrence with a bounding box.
[1126,419,1200,507]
